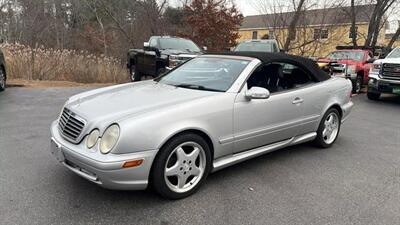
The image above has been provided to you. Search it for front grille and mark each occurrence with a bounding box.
[58,108,85,142]
[329,63,345,73]
[382,63,400,80]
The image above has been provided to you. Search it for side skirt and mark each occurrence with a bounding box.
[211,132,317,172]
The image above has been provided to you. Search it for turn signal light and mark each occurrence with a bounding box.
[122,159,144,168]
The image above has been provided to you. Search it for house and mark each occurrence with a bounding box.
[238,4,390,57]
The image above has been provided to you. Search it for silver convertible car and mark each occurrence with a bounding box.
[50,52,354,199]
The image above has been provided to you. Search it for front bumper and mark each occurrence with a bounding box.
[368,73,400,95]
[331,72,357,80]
[50,121,157,190]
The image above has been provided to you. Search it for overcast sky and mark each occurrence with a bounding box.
[169,0,399,31]
[234,0,259,16]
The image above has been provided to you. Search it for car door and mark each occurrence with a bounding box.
[143,38,158,75]
[279,62,326,136]
[290,82,327,135]
[232,64,303,153]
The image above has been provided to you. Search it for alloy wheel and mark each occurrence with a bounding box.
[322,112,339,144]
[164,141,206,193]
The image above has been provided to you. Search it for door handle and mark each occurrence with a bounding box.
[292,97,304,104]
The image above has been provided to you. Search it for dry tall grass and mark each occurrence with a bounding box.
[0,43,129,84]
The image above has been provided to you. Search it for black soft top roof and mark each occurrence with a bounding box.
[208,51,331,82]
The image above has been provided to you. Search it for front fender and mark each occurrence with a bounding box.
[112,94,236,158]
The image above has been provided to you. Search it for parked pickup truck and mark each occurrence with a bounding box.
[317,48,374,93]
[367,48,400,100]
[0,49,6,92]
[127,36,204,82]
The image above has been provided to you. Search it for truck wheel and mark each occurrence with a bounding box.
[0,67,5,92]
[352,75,362,94]
[157,68,166,76]
[367,91,380,100]
[130,65,142,82]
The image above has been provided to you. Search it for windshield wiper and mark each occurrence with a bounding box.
[175,83,224,92]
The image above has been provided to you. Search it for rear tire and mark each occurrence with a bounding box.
[151,133,211,199]
[367,91,380,100]
[313,108,341,148]
[0,67,5,92]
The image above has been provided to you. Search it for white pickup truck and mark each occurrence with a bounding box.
[367,48,400,100]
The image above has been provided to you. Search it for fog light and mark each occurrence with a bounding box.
[122,159,144,168]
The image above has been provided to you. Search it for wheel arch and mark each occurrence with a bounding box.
[0,64,6,79]
[326,104,343,119]
[157,128,215,160]
[357,70,364,77]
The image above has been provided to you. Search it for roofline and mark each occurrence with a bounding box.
[242,4,375,19]
[239,22,369,30]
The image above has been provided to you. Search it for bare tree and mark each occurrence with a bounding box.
[387,21,400,48]
[364,0,398,49]
[283,0,306,51]
[349,0,357,46]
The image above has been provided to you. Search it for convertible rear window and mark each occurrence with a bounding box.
[157,57,250,92]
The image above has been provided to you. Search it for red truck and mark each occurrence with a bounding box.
[317,47,374,93]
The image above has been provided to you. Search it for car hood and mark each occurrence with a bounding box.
[66,81,217,125]
[161,49,202,56]
[318,58,361,65]
[374,58,400,64]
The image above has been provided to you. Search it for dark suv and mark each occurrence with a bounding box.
[0,49,6,92]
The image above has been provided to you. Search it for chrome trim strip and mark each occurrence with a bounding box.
[212,132,317,172]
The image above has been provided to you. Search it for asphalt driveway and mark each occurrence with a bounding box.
[0,87,399,225]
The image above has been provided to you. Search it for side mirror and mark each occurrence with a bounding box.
[245,87,270,100]
[367,58,376,63]
[144,42,149,47]
[202,46,208,51]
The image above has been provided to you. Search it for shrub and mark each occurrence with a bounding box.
[0,43,129,84]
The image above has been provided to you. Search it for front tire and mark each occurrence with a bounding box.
[0,67,5,92]
[352,75,363,94]
[367,91,380,100]
[130,65,142,82]
[313,108,341,148]
[151,133,211,199]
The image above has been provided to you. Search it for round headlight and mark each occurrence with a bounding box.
[86,129,99,149]
[99,124,120,154]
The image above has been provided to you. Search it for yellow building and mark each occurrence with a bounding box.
[238,4,393,57]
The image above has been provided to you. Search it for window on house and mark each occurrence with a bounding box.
[314,29,329,40]
[349,26,358,39]
[252,31,258,39]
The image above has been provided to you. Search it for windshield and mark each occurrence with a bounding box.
[157,57,250,92]
[159,38,201,52]
[386,48,400,58]
[234,42,277,52]
[326,51,365,61]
